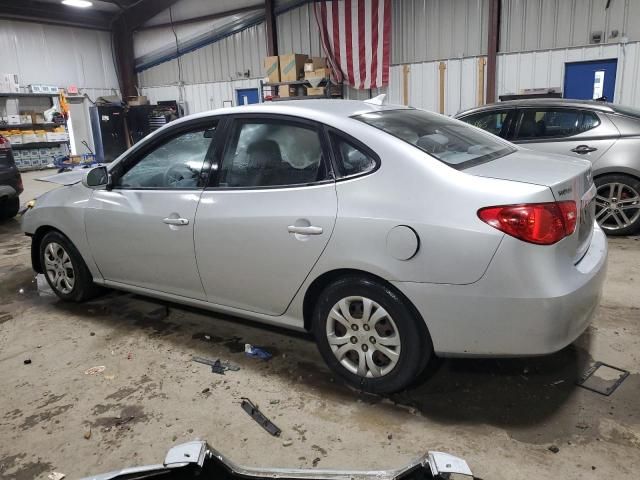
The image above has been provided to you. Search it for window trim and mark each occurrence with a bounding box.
[325,126,381,181]
[110,117,222,191]
[206,113,335,190]
[512,107,602,143]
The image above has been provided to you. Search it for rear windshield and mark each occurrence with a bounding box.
[612,104,640,119]
[354,109,516,169]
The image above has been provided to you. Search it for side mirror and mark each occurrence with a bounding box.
[82,166,111,189]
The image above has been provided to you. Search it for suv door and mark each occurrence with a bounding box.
[511,107,617,162]
[84,119,219,299]
[457,109,515,139]
[194,115,337,316]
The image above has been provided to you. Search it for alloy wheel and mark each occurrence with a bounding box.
[43,242,75,295]
[326,296,401,378]
[595,182,640,232]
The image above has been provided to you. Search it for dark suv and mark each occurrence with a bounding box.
[0,134,23,220]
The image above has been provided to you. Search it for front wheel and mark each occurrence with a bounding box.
[595,174,640,236]
[39,231,103,302]
[312,276,432,394]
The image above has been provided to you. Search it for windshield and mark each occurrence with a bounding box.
[354,109,516,169]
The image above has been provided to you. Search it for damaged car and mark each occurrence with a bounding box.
[21,99,607,393]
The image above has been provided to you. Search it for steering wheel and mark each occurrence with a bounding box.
[163,163,196,187]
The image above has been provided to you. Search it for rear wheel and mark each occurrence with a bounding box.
[0,197,19,220]
[595,174,640,236]
[39,231,103,302]
[312,275,432,394]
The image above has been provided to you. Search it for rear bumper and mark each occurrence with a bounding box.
[394,224,608,357]
[0,184,18,199]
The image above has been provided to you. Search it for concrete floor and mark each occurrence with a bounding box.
[1,170,639,480]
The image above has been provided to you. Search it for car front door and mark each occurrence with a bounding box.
[84,119,219,299]
[194,115,337,316]
[512,108,617,163]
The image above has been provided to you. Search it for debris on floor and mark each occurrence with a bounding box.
[192,355,240,375]
[244,344,272,360]
[84,366,106,375]
[576,361,630,396]
[0,312,13,324]
[282,438,293,447]
[83,427,92,440]
[548,445,560,454]
[23,358,31,365]
[240,398,281,437]
[47,472,65,480]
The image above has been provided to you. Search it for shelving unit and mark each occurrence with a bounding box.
[12,141,68,150]
[259,78,344,102]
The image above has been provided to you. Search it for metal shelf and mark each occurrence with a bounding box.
[262,79,329,87]
[12,141,69,149]
[0,123,59,129]
[271,95,337,101]
[0,92,60,98]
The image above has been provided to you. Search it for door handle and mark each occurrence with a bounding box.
[288,225,323,235]
[163,217,189,226]
[571,145,597,154]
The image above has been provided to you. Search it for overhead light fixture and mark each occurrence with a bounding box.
[61,0,93,8]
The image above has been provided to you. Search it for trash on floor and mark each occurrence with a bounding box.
[84,366,106,375]
[576,361,630,396]
[23,359,32,365]
[244,344,272,361]
[192,356,240,375]
[240,398,281,437]
[47,472,65,480]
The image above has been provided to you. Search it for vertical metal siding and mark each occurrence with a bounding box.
[276,2,323,56]
[0,20,118,90]
[392,0,488,65]
[500,0,640,53]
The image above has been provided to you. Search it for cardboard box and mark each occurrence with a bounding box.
[304,68,330,82]
[127,96,149,106]
[279,54,307,82]
[20,115,31,124]
[264,56,280,83]
[304,57,327,72]
[306,86,326,96]
[278,85,300,98]
[1,73,19,93]
[31,113,45,124]
[7,115,21,125]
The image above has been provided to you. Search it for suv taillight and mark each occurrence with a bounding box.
[478,201,577,245]
[0,135,10,150]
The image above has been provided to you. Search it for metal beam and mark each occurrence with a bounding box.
[265,0,278,56]
[486,0,500,104]
[135,4,263,31]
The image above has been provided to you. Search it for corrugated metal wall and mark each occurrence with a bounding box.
[137,23,267,88]
[500,0,640,52]
[276,2,323,57]
[0,20,118,91]
[392,0,489,64]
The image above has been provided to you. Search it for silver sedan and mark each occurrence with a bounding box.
[21,99,607,393]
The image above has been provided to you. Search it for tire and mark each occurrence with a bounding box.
[39,231,103,302]
[312,275,432,394]
[595,174,640,236]
[0,197,19,220]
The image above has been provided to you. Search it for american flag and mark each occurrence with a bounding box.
[313,0,391,90]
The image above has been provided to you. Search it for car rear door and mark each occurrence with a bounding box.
[457,108,516,139]
[194,114,337,316]
[84,118,220,299]
[511,107,617,163]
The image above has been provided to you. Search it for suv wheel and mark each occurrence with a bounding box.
[312,275,432,394]
[39,231,103,302]
[595,174,640,235]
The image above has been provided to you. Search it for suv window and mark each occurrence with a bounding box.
[219,120,329,188]
[514,109,600,140]
[330,133,377,178]
[116,127,214,189]
[461,110,511,137]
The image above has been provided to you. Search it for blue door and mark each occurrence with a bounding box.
[564,59,617,101]
[236,88,259,106]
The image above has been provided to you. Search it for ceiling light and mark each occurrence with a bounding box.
[61,0,93,8]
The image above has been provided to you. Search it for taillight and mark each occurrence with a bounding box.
[478,201,577,245]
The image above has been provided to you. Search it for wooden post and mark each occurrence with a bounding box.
[438,62,446,114]
[477,57,486,106]
[402,65,410,106]
[486,0,500,103]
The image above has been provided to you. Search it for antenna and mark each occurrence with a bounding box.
[364,94,387,106]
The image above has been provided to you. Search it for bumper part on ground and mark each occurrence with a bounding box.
[82,441,474,480]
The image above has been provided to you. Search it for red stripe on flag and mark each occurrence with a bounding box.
[381,0,391,86]
[357,0,366,89]
[344,2,354,87]
[332,0,341,80]
[370,0,379,88]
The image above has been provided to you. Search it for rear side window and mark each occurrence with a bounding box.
[330,133,378,178]
[514,109,600,140]
[219,120,329,188]
[460,110,511,137]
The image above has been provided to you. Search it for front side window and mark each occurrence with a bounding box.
[219,120,329,187]
[461,110,511,137]
[514,109,600,140]
[116,127,214,189]
[354,109,515,169]
[330,133,377,178]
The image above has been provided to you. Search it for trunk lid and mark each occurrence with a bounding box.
[466,149,595,262]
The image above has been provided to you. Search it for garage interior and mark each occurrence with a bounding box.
[1,1,640,479]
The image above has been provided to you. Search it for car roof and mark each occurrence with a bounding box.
[456,98,617,117]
